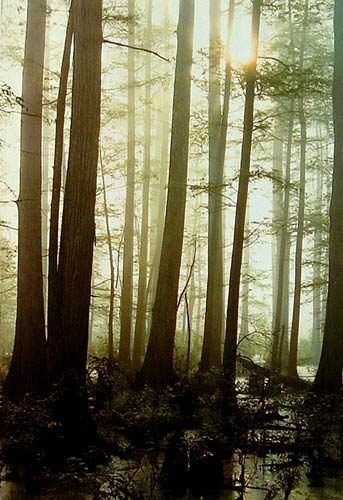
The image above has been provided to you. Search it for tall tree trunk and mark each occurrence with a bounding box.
[140,0,195,387]
[3,0,47,401]
[42,6,50,313]
[288,0,309,377]
[132,0,152,371]
[223,0,261,386]
[47,0,102,385]
[100,152,115,362]
[238,209,250,354]
[201,0,223,370]
[312,158,323,366]
[119,0,136,370]
[201,0,235,371]
[271,1,296,372]
[279,234,290,366]
[270,104,294,371]
[271,120,284,334]
[147,0,170,320]
[313,0,343,393]
[47,1,73,356]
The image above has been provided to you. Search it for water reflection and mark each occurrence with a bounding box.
[0,455,341,500]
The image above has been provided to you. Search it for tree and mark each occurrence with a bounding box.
[132,0,152,371]
[47,0,73,363]
[313,0,343,393]
[201,0,235,371]
[47,0,102,386]
[271,117,290,369]
[100,151,115,362]
[140,0,195,386]
[3,0,47,401]
[119,0,136,370]
[271,1,296,371]
[223,0,261,386]
[146,0,171,325]
[288,0,309,378]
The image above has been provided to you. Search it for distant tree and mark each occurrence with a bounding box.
[313,0,343,393]
[119,0,136,370]
[271,1,296,371]
[132,0,152,371]
[100,151,115,362]
[201,0,223,371]
[3,0,47,401]
[140,0,195,386]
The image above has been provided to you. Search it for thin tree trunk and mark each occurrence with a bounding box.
[140,0,195,387]
[185,293,191,374]
[202,0,223,370]
[194,255,203,358]
[312,163,323,366]
[279,233,290,366]
[288,0,309,377]
[132,0,152,371]
[100,152,115,362]
[271,120,284,334]
[42,6,50,314]
[119,0,136,370]
[238,210,250,354]
[223,0,261,387]
[270,105,294,371]
[4,0,47,401]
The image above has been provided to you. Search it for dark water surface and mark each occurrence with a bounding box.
[0,456,341,500]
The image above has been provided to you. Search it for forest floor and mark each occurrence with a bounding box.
[0,358,342,499]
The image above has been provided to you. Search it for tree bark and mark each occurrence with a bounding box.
[313,0,343,393]
[312,159,323,366]
[223,0,261,387]
[238,210,250,354]
[146,0,171,322]
[3,0,47,401]
[47,0,102,385]
[201,0,223,370]
[140,0,195,387]
[270,105,294,371]
[47,1,73,356]
[288,0,309,377]
[201,0,235,371]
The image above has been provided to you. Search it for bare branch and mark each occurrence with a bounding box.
[103,38,170,63]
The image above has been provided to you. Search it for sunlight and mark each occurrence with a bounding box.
[230,14,253,65]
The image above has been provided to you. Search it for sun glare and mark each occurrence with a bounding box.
[230,15,253,65]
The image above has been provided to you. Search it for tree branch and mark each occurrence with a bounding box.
[103,38,170,63]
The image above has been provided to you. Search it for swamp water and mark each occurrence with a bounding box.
[0,452,341,499]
